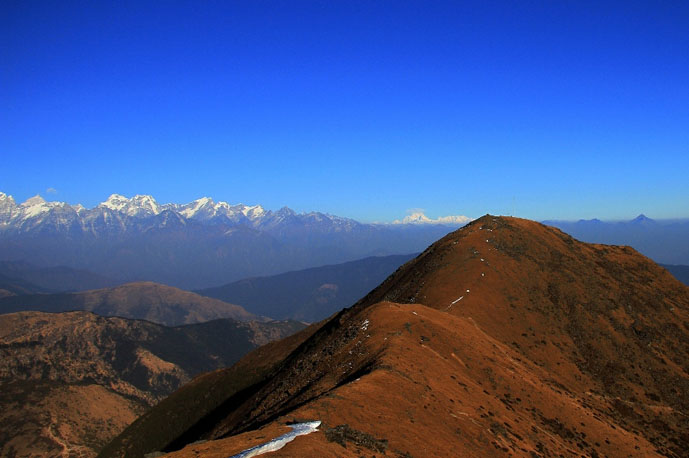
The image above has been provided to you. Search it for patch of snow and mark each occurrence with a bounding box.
[451,296,464,305]
[229,421,321,458]
[361,319,370,331]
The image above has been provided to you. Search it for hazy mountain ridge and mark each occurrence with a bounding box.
[0,192,461,289]
[544,214,689,265]
[0,310,305,457]
[197,254,417,322]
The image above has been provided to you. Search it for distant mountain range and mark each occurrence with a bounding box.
[197,253,417,322]
[544,214,689,265]
[0,310,305,457]
[0,192,464,289]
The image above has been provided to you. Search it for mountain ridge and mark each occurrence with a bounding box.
[544,215,689,265]
[0,191,470,232]
[102,215,689,458]
[196,253,417,322]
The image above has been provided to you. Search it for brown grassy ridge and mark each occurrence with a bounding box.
[104,216,689,457]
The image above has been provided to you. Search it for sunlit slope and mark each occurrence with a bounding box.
[105,216,689,457]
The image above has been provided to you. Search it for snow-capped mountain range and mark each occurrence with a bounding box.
[0,192,465,289]
[0,192,470,235]
[0,192,371,235]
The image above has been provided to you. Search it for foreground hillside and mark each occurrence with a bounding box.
[103,215,689,457]
[0,281,257,325]
[0,311,304,457]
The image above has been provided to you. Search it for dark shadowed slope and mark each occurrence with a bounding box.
[0,311,305,457]
[103,215,689,458]
[197,254,416,321]
[0,281,257,325]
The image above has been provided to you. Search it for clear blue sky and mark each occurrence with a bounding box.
[2,1,688,221]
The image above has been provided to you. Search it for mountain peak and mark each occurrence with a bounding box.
[632,213,654,223]
[22,195,46,206]
[241,204,265,218]
[99,194,161,216]
[130,195,161,213]
[394,210,472,225]
[100,194,129,211]
[0,192,16,206]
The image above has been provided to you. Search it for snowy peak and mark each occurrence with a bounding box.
[241,204,265,219]
[176,198,266,222]
[0,192,17,208]
[100,194,130,211]
[393,211,471,225]
[178,197,217,219]
[99,194,161,216]
[22,195,47,207]
[0,192,18,222]
[129,195,161,215]
[19,195,57,219]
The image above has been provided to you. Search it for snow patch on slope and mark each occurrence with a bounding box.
[228,421,321,458]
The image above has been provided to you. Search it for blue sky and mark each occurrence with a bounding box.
[2,1,688,222]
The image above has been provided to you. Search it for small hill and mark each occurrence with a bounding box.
[0,311,305,457]
[102,215,689,458]
[0,281,257,325]
[197,254,416,321]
